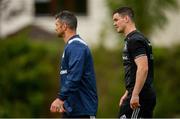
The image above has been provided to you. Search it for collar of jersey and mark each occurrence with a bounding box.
[67,35,80,44]
[125,30,138,41]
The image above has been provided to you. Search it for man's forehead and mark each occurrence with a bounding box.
[113,13,125,19]
[113,13,120,19]
[114,13,123,17]
[55,19,61,23]
[56,19,64,25]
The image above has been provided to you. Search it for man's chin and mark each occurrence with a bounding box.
[57,34,62,38]
[117,30,122,33]
[117,29,123,33]
[116,29,122,33]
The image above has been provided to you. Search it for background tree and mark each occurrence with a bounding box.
[106,0,179,36]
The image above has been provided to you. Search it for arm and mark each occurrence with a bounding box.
[50,44,86,113]
[130,55,148,109]
[58,45,86,101]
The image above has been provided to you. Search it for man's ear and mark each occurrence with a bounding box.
[62,23,68,30]
[124,15,130,23]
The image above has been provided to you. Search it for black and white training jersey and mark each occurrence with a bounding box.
[122,30,154,95]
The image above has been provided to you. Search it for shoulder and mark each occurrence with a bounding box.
[129,32,145,41]
[127,32,147,46]
[126,33,148,52]
[66,39,89,54]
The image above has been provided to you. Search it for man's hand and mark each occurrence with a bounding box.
[130,95,140,110]
[50,98,66,113]
[119,91,128,107]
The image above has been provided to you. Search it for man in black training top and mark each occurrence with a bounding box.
[112,7,156,118]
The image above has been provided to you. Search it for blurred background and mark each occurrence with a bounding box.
[0,0,180,117]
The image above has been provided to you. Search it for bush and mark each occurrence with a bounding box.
[153,46,180,117]
[0,28,180,117]
[0,32,59,117]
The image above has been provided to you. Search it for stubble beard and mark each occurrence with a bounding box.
[57,32,63,38]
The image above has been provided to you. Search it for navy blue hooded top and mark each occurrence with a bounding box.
[58,35,98,116]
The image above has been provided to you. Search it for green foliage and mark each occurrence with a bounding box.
[92,46,124,117]
[0,31,60,117]
[153,46,180,117]
[93,45,180,117]
[1,27,180,117]
[106,0,179,36]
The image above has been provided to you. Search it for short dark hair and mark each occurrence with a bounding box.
[55,10,77,30]
[113,7,134,21]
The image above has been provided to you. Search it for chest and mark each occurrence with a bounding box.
[122,41,132,64]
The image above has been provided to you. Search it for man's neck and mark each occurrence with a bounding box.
[124,23,136,37]
[63,31,76,43]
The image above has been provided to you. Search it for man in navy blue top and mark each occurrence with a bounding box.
[50,10,98,118]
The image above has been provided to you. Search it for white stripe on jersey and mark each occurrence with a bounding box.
[68,38,87,46]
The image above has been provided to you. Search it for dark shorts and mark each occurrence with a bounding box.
[118,95,156,118]
[61,113,94,118]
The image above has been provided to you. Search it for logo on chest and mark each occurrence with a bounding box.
[123,41,129,61]
[62,52,65,58]
[60,70,67,75]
